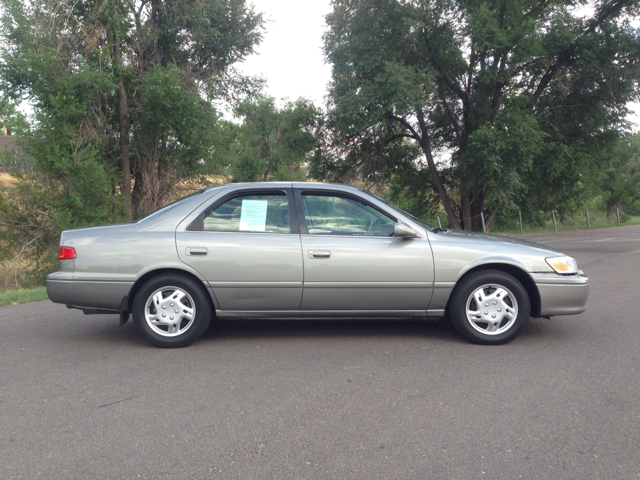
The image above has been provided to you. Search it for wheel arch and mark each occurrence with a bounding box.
[447,263,541,318]
[127,268,216,314]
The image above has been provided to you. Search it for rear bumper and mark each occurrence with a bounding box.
[47,272,132,311]
[532,273,589,317]
[46,272,75,305]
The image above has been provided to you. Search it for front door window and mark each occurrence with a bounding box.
[301,194,395,236]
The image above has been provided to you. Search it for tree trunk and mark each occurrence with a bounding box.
[118,77,132,222]
[470,201,483,232]
[605,197,616,219]
[132,168,144,213]
[484,201,503,232]
[461,188,472,231]
[470,188,486,232]
[414,109,461,229]
[151,0,161,64]
[112,29,132,222]
[263,154,270,181]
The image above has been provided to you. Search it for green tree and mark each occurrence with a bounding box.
[0,0,264,286]
[0,96,28,137]
[217,97,322,182]
[318,0,640,230]
[1,0,264,219]
[602,132,640,216]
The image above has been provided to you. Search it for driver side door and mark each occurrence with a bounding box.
[295,189,433,314]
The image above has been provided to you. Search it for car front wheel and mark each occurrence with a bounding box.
[132,274,212,348]
[449,270,530,345]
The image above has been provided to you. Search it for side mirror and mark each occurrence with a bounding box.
[394,223,419,239]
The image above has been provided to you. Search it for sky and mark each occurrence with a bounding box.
[236,0,334,108]
[237,0,640,130]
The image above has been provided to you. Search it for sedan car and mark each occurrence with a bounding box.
[47,182,589,347]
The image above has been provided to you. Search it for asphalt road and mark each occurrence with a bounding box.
[1,226,639,479]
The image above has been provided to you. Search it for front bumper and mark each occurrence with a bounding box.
[532,272,590,317]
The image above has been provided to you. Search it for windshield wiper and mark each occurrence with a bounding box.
[431,227,448,233]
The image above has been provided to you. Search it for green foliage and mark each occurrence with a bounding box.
[0,96,28,136]
[0,0,265,285]
[318,0,640,230]
[132,64,222,213]
[0,0,264,211]
[601,132,640,215]
[0,170,123,287]
[217,97,322,182]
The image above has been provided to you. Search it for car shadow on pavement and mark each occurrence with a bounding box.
[200,318,466,344]
[54,313,573,348]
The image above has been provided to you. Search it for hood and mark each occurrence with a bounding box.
[432,229,567,256]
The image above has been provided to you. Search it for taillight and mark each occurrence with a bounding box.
[58,247,77,260]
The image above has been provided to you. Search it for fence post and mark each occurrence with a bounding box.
[437,216,442,229]
[617,207,620,226]
[586,209,590,229]
[480,212,486,233]
[552,210,557,232]
[519,210,523,234]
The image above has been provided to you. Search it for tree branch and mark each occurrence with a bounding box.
[389,114,421,140]
[387,133,417,143]
[438,93,462,142]
[528,0,632,110]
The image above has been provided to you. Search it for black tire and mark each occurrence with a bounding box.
[132,274,212,348]
[449,269,530,345]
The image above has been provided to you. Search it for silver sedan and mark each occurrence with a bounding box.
[47,182,589,347]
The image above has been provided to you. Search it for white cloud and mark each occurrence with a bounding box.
[237,0,333,108]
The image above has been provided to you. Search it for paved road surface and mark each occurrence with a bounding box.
[1,226,639,479]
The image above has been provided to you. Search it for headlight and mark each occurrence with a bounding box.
[546,256,579,275]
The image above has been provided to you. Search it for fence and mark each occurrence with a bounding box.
[432,207,634,234]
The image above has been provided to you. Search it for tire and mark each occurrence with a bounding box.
[132,274,212,348]
[449,269,530,345]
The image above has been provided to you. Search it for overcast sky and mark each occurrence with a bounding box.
[237,0,639,130]
[236,0,333,107]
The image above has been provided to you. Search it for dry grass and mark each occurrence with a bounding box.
[0,264,9,282]
[1,172,18,287]
[0,172,16,190]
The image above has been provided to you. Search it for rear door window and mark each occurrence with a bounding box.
[203,193,291,233]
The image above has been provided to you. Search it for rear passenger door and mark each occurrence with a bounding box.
[176,188,303,312]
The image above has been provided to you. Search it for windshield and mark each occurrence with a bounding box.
[365,191,435,231]
[137,189,207,223]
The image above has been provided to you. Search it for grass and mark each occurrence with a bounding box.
[0,286,49,307]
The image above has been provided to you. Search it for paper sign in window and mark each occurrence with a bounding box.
[240,199,268,231]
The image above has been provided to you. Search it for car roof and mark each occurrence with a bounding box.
[212,181,364,192]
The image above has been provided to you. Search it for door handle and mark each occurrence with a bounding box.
[186,247,208,256]
[308,250,331,259]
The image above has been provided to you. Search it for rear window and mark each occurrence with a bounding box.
[137,189,209,223]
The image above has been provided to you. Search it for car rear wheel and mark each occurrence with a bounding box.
[449,270,530,345]
[132,274,212,348]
